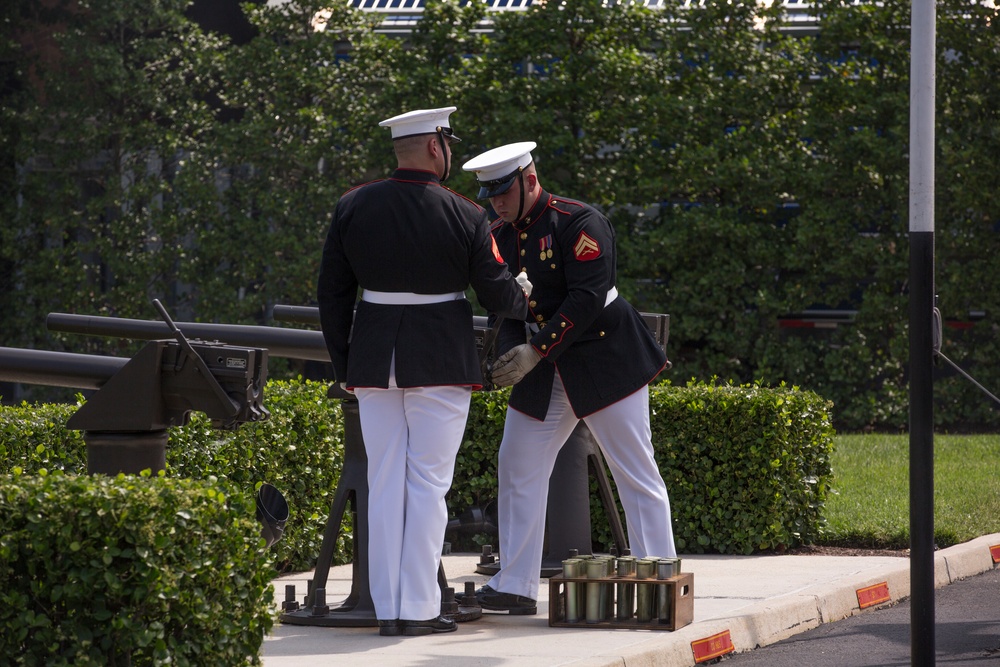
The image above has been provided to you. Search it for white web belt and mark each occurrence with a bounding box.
[361,290,466,305]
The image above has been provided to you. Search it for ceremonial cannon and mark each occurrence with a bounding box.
[5,300,268,475]
[0,300,285,546]
[46,311,329,362]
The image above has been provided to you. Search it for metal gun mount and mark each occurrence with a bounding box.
[65,299,269,435]
[1,300,284,547]
[2,300,269,475]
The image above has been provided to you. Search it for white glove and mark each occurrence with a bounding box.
[491,344,542,387]
[516,270,532,297]
[339,382,355,395]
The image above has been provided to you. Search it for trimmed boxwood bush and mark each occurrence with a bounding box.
[648,381,835,554]
[0,470,274,666]
[165,379,347,573]
[1,378,834,562]
[0,380,346,573]
[455,380,835,555]
[0,401,84,473]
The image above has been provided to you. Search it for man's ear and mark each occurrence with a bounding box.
[427,135,442,158]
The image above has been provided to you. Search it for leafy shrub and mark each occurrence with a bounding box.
[453,380,835,556]
[0,380,345,573]
[0,402,85,474]
[166,379,347,573]
[645,380,835,554]
[0,471,274,666]
[447,387,509,536]
[1,379,833,560]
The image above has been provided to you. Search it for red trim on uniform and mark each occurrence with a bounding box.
[548,198,582,216]
[438,183,485,207]
[537,316,574,358]
[390,177,438,185]
[506,402,547,422]
[341,179,385,197]
[384,169,486,209]
[491,235,504,263]
[388,168,439,181]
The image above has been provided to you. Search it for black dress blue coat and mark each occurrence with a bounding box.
[318,168,528,389]
[491,190,667,420]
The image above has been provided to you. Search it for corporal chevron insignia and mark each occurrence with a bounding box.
[491,234,504,263]
[573,231,601,261]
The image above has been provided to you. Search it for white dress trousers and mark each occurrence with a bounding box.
[488,372,676,601]
[355,356,472,622]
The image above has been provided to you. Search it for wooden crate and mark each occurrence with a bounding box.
[547,571,693,631]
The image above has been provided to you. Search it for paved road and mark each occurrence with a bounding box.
[717,568,1000,666]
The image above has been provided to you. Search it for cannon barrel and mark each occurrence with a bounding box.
[0,346,127,390]
[271,304,666,354]
[271,304,491,330]
[271,305,321,326]
[47,313,329,363]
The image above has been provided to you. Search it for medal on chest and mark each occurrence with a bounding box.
[539,234,553,260]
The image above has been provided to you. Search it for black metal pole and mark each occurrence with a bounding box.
[909,0,936,663]
[908,232,935,666]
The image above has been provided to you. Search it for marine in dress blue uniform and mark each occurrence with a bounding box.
[317,109,529,635]
[462,142,677,611]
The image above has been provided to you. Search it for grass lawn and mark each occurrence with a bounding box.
[821,433,1000,549]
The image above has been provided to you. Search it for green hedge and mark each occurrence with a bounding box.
[648,381,835,554]
[450,380,836,555]
[0,380,345,574]
[0,471,273,666]
[165,380,347,573]
[0,378,834,565]
[0,401,85,473]
[457,381,836,555]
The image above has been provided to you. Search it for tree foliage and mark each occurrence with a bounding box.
[2,0,999,430]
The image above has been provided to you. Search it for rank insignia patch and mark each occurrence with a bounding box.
[491,235,504,263]
[573,231,601,261]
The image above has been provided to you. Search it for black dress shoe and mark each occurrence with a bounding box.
[378,619,402,636]
[402,615,457,636]
[475,585,537,615]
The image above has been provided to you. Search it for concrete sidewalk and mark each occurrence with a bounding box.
[262,533,1000,666]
